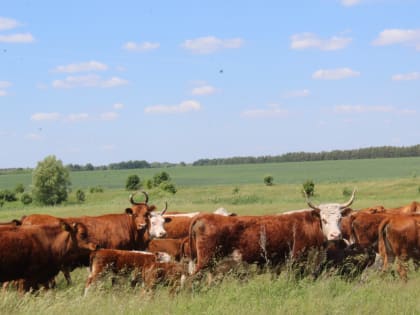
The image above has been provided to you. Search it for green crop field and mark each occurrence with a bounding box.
[1,158,420,314]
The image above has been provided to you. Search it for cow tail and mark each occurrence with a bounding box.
[188,217,197,262]
[378,218,391,270]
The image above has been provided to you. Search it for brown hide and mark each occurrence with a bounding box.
[0,223,96,291]
[378,214,420,281]
[163,216,195,239]
[189,212,326,273]
[86,249,186,291]
[147,238,184,261]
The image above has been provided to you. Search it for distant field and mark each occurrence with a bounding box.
[1,157,420,190]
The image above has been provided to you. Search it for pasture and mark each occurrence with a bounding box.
[1,158,420,314]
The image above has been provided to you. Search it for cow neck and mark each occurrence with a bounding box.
[136,220,152,250]
[45,225,74,262]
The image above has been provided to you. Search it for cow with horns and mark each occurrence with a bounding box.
[188,190,356,274]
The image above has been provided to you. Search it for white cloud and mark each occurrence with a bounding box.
[341,0,362,7]
[392,72,420,81]
[67,113,89,122]
[290,33,352,51]
[241,104,289,118]
[52,75,128,89]
[123,41,160,52]
[312,68,360,80]
[53,61,108,73]
[182,36,244,54]
[145,100,202,114]
[333,105,394,113]
[283,89,310,98]
[30,112,61,121]
[0,33,34,43]
[0,81,11,88]
[113,103,124,110]
[191,84,217,96]
[25,133,42,141]
[0,17,20,31]
[372,29,420,50]
[100,112,119,121]
[0,90,7,96]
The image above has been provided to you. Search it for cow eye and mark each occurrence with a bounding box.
[322,219,327,224]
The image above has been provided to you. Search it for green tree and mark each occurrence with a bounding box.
[32,155,71,205]
[126,174,141,190]
[263,175,274,186]
[302,179,315,197]
[153,171,171,187]
[76,189,86,203]
[21,193,33,205]
[14,183,25,194]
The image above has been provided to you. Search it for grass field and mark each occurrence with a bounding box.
[1,158,420,314]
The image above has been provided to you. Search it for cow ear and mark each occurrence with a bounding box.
[341,207,352,217]
[164,217,172,223]
[125,208,133,215]
[61,222,72,232]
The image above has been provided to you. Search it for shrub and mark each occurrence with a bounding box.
[160,181,177,194]
[0,189,17,202]
[153,171,171,187]
[263,175,274,186]
[76,189,86,203]
[125,175,141,190]
[302,180,315,197]
[21,193,33,205]
[14,183,25,194]
[89,186,104,193]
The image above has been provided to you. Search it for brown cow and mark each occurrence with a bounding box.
[20,191,169,284]
[0,222,97,292]
[378,214,420,281]
[147,238,186,261]
[85,249,186,294]
[188,191,355,274]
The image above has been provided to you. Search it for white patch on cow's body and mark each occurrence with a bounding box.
[213,207,232,216]
[164,212,200,218]
[188,260,196,275]
[155,252,172,262]
[279,208,311,215]
[130,250,154,255]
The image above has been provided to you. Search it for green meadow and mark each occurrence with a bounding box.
[1,157,420,314]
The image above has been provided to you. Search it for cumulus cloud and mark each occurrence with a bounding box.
[113,103,124,110]
[392,72,420,81]
[145,100,202,114]
[123,41,160,52]
[290,33,352,51]
[372,29,420,51]
[67,113,89,122]
[52,75,128,89]
[53,61,108,73]
[0,33,34,43]
[100,112,119,121]
[333,105,394,113]
[312,68,360,80]
[182,36,244,54]
[0,17,20,31]
[30,112,61,121]
[282,89,310,98]
[241,104,289,118]
[341,0,362,6]
[191,84,217,96]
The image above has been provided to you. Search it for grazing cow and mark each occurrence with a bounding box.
[188,191,355,274]
[85,249,186,294]
[0,222,97,292]
[378,214,420,281]
[20,191,169,284]
[164,207,236,239]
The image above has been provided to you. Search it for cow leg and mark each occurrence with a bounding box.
[397,254,409,282]
[62,267,72,285]
[85,264,102,296]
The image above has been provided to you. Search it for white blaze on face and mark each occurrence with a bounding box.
[148,212,167,238]
[319,204,344,241]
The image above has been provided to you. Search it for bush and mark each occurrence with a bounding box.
[160,181,177,194]
[263,175,274,186]
[76,189,86,203]
[21,193,33,205]
[14,183,25,194]
[153,171,171,187]
[302,180,315,197]
[32,155,71,205]
[0,189,17,202]
[125,175,141,190]
[89,186,104,193]
[342,187,352,197]
[145,179,153,190]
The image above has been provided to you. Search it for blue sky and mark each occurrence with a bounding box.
[1,0,420,168]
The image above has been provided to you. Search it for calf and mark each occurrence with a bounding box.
[147,238,186,261]
[378,214,420,281]
[85,249,186,294]
[0,222,97,292]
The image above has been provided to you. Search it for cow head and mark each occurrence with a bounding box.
[125,191,169,239]
[61,221,99,253]
[305,189,355,241]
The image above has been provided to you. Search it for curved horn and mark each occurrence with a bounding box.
[340,188,356,208]
[129,191,149,205]
[160,202,168,215]
[303,190,319,210]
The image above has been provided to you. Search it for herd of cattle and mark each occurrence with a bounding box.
[1,190,420,295]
